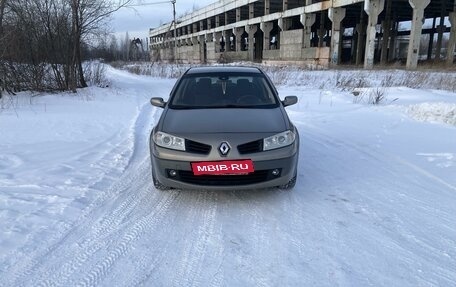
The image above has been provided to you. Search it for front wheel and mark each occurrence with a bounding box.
[278,174,296,190]
[152,167,170,190]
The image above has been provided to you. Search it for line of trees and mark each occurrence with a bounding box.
[85,33,150,62]
[0,0,131,93]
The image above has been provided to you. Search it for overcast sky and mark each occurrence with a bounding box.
[111,0,216,40]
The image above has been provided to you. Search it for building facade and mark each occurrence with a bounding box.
[149,0,456,69]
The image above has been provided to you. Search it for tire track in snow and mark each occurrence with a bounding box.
[114,193,181,287]
[16,160,154,287]
[105,189,194,287]
[0,133,140,287]
[299,121,456,195]
[295,120,456,286]
[249,200,272,287]
[1,149,144,287]
[29,101,160,285]
[3,97,160,287]
[171,191,218,287]
[301,122,456,233]
[74,190,180,287]
[227,192,272,287]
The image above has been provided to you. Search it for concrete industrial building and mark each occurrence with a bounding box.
[149,0,456,69]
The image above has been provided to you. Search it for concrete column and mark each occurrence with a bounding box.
[215,15,220,27]
[388,18,397,61]
[406,0,431,69]
[364,0,385,69]
[260,22,273,50]
[207,19,212,30]
[355,23,366,65]
[193,23,198,33]
[435,1,447,59]
[427,17,436,60]
[246,25,258,61]
[236,8,241,22]
[283,0,288,11]
[249,4,254,19]
[380,19,391,63]
[225,12,229,26]
[206,33,214,42]
[233,27,244,51]
[318,11,325,47]
[300,13,315,48]
[214,32,223,52]
[200,20,204,32]
[278,18,292,31]
[199,35,205,62]
[436,24,446,59]
[265,0,270,15]
[226,29,234,51]
[221,31,226,52]
[329,7,346,66]
[380,0,392,64]
[447,12,456,66]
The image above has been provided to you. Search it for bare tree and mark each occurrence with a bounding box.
[0,0,5,96]
[0,0,131,93]
[70,0,132,90]
[0,0,5,36]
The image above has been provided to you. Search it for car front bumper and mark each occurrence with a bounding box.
[150,142,299,190]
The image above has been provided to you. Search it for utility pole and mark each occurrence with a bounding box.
[172,0,177,62]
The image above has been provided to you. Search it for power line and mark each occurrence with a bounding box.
[126,0,172,7]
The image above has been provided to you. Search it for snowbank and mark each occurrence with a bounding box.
[407,103,456,126]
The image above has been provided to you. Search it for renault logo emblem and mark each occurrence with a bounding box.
[219,142,231,156]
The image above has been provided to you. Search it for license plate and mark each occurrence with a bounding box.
[191,159,254,175]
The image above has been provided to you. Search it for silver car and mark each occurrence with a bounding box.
[149,66,299,190]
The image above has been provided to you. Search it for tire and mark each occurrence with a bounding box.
[152,166,170,190]
[278,174,296,190]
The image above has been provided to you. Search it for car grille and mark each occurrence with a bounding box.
[238,139,263,154]
[185,140,211,154]
[176,170,275,186]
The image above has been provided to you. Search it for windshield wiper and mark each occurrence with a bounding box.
[207,104,257,109]
[170,105,204,109]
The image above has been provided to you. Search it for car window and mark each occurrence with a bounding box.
[169,73,278,109]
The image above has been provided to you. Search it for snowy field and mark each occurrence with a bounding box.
[0,65,455,286]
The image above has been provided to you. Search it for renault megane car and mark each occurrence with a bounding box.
[149,66,299,190]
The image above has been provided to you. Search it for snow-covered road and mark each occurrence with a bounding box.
[1,67,455,286]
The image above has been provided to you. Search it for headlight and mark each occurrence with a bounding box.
[153,131,185,151]
[263,130,295,151]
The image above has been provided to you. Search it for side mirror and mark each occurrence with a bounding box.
[150,97,166,108]
[282,96,298,107]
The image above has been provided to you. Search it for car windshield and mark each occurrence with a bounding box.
[169,73,278,109]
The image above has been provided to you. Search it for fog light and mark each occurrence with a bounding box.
[271,169,280,176]
[168,170,177,177]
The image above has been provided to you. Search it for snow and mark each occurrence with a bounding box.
[407,103,456,126]
[1,66,456,286]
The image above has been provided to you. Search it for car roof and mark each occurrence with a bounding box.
[185,66,263,75]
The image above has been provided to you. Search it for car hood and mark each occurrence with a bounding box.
[162,108,287,134]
